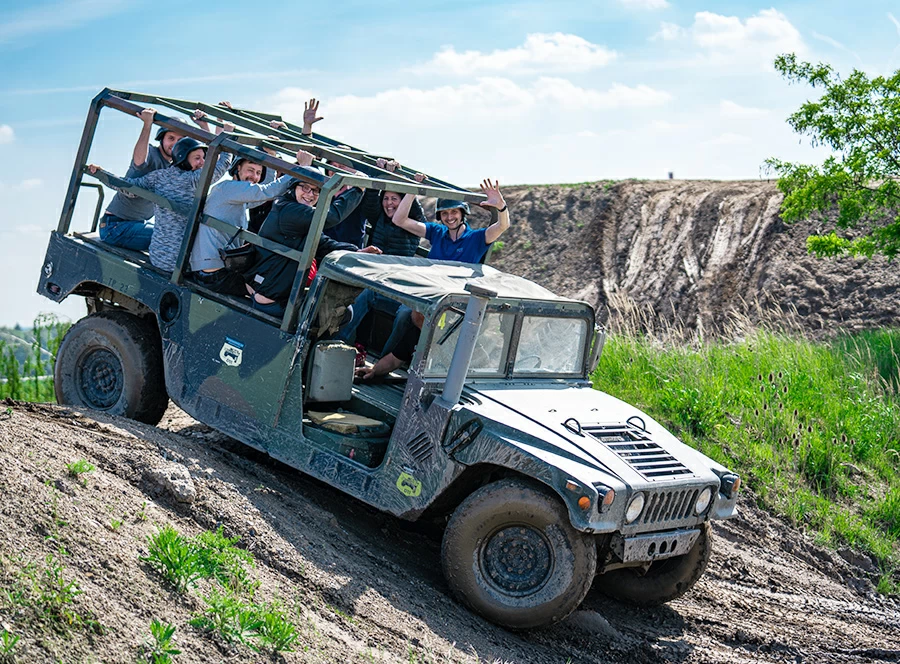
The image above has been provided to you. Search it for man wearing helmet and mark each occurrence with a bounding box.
[87,121,236,272]
[391,178,510,263]
[97,108,210,250]
[189,146,316,296]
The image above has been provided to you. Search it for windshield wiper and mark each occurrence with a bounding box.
[436,308,466,346]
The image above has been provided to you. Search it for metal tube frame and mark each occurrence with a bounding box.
[64,88,489,330]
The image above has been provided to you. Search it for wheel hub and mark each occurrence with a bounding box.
[78,348,123,409]
[481,525,552,595]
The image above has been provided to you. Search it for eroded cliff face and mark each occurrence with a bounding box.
[460,180,899,334]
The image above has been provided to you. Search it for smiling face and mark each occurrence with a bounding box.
[439,207,464,229]
[186,148,206,171]
[382,192,402,218]
[294,182,320,206]
[237,161,264,184]
[159,131,184,160]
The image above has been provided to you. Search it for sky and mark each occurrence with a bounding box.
[1,0,898,327]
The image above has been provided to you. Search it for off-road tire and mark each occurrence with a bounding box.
[55,310,168,425]
[442,478,597,629]
[597,522,712,606]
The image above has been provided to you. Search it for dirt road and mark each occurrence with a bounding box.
[0,400,896,663]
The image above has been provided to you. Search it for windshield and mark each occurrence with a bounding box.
[513,316,588,375]
[423,308,587,378]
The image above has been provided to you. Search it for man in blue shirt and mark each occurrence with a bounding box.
[369,178,510,358]
[390,178,509,262]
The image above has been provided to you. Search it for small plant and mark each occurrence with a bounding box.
[523,240,533,250]
[65,459,95,483]
[190,588,261,648]
[256,601,298,652]
[137,500,148,521]
[491,240,504,254]
[193,528,257,595]
[143,525,205,593]
[0,629,20,662]
[109,518,123,532]
[139,619,180,664]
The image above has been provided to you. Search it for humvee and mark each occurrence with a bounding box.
[37,89,740,629]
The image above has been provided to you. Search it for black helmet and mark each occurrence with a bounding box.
[229,156,267,182]
[171,137,206,171]
[155,126,171,142]
[435,199,470,220]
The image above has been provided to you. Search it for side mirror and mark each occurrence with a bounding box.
[588,325,606,375]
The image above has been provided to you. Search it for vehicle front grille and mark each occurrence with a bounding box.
[583,423,693,480]
[639,488,699,525]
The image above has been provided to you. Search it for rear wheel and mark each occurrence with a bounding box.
[442,479,596,629]
[596,522,712,606]
[55,310,168,425]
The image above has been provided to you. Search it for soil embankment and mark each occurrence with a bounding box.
[465,180,900,333]
[1,401,897,663]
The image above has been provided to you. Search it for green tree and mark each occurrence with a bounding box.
[766,53,900,258]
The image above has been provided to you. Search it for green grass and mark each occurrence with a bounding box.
[594,327,900,586]
[139,619,181,664]
[65,459,95,481]
[0,315,69,402]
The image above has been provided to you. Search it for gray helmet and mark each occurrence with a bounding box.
[435,199,470,220]
[171,137,206,171]
[229,156,267,182]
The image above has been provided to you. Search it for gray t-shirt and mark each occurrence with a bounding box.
[105,145,170,221]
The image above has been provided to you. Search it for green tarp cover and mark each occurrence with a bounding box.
[318,252,577,310]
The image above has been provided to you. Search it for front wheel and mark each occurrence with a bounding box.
[54,310,169,425]
[441,478,597,629]
[595,522,712,606]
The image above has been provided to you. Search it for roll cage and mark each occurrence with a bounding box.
[60,88,492,332]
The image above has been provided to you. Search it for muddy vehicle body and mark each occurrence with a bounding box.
[38,89,740,628]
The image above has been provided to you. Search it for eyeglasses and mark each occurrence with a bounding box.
[297,183,320,195]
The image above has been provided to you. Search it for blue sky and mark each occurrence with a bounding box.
[1,0,898,326]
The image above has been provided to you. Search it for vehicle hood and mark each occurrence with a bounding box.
[461,383,720,488]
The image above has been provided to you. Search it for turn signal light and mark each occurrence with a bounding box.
[578,496,591,510]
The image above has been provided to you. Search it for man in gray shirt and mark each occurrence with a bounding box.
[189,147,317,296]
[98,108,210,250]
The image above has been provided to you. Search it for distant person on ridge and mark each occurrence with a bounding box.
[97,107,212,250]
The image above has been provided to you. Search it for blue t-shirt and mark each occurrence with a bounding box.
[424,223,489,263]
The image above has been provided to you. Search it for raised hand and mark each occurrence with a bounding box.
[375,158,400,173]
[87,164,101,174]
[303,98,324,129]
[191,109,207,123]
[478,179,505,210]
[269,119,288,130]
[296,149,315,168]
[222,121,236,133]
[413,172,427,183]
[219,100,234,109]
[138,108,156,125]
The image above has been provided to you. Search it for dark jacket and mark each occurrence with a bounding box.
[247,188,363,303]
[363,189,424,257]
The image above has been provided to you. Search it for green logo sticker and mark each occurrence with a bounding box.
[396,472,422,497]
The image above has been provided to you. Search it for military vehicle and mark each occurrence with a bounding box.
[37,89,741,629]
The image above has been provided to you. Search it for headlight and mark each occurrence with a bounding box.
[625,493,645,523]
[694,487,713,515]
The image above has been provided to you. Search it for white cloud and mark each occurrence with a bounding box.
[0,125,13,144]
[720,100,769,119]
[17,178,42,190]
[269,78,670,130]
[0,0,127,43]
[691,9,805,68]
[618,0,669,9]
[420,33,616,75]
[888,12,900,37]
[652,22,684,41]
[706,132,753,146]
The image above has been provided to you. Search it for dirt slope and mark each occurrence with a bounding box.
[464,180,900,333]
[1,400,897,663]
